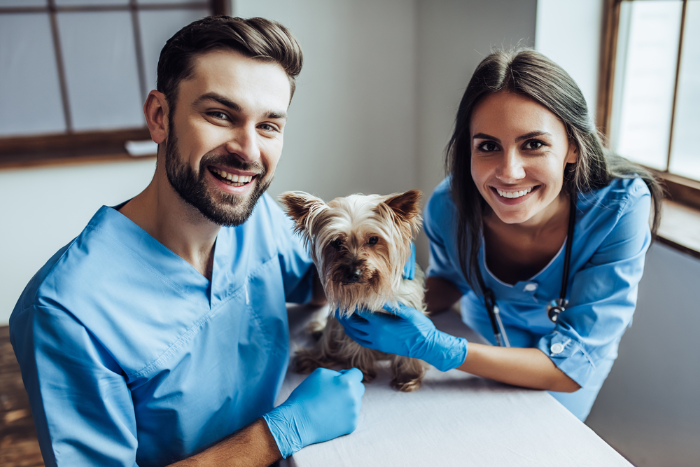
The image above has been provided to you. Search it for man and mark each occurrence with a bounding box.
[10,16,364,466]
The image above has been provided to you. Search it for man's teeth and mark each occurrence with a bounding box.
[496,187,534,198]
[210,167,254,185]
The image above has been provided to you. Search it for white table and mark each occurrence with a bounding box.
[279,305,631,467]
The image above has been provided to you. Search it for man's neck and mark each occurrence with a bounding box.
[119,165,220,280]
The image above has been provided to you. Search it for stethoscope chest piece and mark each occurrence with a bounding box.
[547,298,569,323]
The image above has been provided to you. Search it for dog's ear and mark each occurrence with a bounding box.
[278,191,327,235]
[384,190,422,233]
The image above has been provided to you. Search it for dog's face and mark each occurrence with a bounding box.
[279,190,421,314]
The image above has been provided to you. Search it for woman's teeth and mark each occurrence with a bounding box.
[496,187,534,199]
[210,167,254,186]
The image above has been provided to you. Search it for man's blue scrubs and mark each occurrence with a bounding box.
[10,194,315,466]
[425,177,652,421]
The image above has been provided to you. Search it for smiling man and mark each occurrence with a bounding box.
[10,16,364,467]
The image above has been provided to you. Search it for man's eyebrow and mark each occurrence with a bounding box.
[194,92,242,112]
[515,131,551,142]
[473,132,500,142]
[193,92,287,120]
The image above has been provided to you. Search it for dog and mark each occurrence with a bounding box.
[279,189,428,392]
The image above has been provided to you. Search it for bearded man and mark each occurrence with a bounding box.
[10,16,364,467]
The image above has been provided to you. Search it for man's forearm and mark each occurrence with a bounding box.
[169,418,281,467]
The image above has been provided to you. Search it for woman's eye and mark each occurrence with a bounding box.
[368,236,378,245]
[477,141,498,152]
[330,239,342,250]
[524,140,544,150]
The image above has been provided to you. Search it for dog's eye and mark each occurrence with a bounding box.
[330,239,342,250]
[368,236,379,245]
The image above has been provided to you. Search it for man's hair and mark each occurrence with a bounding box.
[157,15,303,110]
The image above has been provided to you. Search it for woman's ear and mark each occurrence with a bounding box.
[566,140,579,164]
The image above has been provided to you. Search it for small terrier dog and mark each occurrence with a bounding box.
[279,189,428,392]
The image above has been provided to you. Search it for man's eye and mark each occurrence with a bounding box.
[368,236,378,245]
[477,141,498,152]
[330,239,342,250]
[208,111,229,120]
[259,123,278,132]
[524,140,545,150]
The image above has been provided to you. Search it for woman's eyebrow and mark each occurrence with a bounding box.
[515,131,552,142]
[473,132,500,142]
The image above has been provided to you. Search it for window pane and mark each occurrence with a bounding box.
[138,8,209,91]
[55,0,128,5]
[611,0,682,170]
[0,13,66,136]
[0,0,46,6]
[58,11,144,131]
[669,1,700,181]
[136,0,205,4]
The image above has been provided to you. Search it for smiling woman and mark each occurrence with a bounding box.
[338,47,665,422]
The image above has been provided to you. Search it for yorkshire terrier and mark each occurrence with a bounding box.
[279,189,428,392]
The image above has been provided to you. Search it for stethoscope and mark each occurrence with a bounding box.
[477,194,576,347]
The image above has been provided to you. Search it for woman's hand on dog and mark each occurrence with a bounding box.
[337,303,469,372]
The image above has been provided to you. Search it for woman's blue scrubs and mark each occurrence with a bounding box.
[424,176,652,421]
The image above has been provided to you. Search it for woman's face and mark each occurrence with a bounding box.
[470,91,577,226]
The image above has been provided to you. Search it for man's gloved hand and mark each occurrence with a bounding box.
[263,368,365,458]
[337,302,468,372]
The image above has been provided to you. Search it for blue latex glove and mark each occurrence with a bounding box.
[263,368,365,458]
[337,302,468,372]
[402,242,416,280]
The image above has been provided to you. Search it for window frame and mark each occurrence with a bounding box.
[0,0,230,170]
[597,0,700,212]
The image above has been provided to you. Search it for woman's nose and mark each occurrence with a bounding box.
[225,125,261,163]
[496,149,526,182]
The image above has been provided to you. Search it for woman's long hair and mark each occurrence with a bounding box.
[445,48,663,293]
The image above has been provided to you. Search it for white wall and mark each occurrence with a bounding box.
[535,0,604,122]
[0,160,156,323]
[414,0,537,266]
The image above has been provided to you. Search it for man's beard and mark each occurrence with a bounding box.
[164,125,272,227]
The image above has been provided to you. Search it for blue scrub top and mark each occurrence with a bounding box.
[10,194,315,466]
[424,177,652,420]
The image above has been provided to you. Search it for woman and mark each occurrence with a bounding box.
[338,48,662,421]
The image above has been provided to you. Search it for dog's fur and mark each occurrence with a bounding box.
[279,189,428,392]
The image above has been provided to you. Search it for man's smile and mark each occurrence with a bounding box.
[208,166,259,188]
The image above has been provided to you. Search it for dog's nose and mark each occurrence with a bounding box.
[345,269,361,283]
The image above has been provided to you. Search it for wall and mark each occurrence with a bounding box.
[0,160,156,323]
[414,0,538,265]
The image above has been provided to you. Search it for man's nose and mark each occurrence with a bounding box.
[496,148,526,182]
[224,125,261,163]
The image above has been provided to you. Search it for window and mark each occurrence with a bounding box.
[0,0,229,168]
[599,0,700,210]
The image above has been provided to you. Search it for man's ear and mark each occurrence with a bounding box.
[278,191,327,236]
[384,190,422,234]
[144,90,169,146]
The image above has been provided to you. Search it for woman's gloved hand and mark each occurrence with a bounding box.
[337,302,468,372]
[263,368,365,458]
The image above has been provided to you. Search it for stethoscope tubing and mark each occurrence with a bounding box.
[480,193,576,347]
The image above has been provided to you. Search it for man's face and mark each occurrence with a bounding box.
[164,49,291,226]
